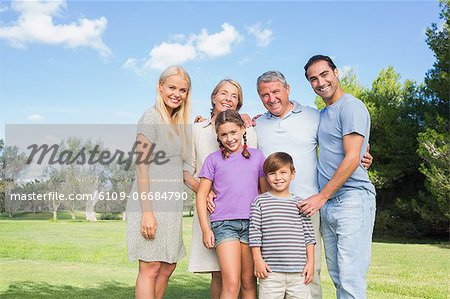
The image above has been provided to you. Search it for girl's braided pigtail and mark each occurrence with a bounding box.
[217,136,230,159]
[242,131,250,159]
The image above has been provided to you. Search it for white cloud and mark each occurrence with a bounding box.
[123,58,138,69]
[0,0,111,58]
[246,23,273,47]
[124,23,243,73]
[28,114,44,122]
[194,23,243,57]
[145,42,197,71]
[123,58,144,75]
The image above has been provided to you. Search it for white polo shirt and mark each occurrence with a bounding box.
[255,101,320,199]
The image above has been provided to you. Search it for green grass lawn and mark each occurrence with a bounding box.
[0,212,448,298]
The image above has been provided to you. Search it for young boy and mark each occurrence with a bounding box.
[249,152,315,299]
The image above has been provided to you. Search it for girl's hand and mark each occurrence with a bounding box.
[254,258,272,279]
[202,229,215,249]
[301,261,314,285]
[141,212,157,239]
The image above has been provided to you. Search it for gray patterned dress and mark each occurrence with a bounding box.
[126,106,186,263]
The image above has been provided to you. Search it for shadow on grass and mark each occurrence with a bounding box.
[0,278,210,299]
[166,275,210,298]
[0,281,132,299]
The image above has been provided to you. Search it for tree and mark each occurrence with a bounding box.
[364,68,426,192]
[14,180,47,213]
[0,142,29,217]
[37,138,109,221]
[0,139,4,213]
[59,137,88,220]
[97,161,135,220]
[360,67,431,236]
[423,0,449,118]
[42,167,65,221]
[80,139,109,222]
[416,0,450,234]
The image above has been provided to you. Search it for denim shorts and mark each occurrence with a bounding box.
[211,219,249,247]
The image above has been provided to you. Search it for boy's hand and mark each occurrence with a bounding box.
[301,261,314,285]
[202,229,215,249]
[254,258,272,279]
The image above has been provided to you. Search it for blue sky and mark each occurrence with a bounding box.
[0,1,442,140]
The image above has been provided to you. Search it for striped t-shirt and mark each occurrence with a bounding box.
[249,192,316,273]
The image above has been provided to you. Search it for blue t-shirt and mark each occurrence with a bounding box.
[317,93,376,197]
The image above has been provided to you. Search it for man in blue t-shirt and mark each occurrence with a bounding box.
[299,55,376,299]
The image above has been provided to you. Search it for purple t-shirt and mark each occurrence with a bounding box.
[199,148,265,222]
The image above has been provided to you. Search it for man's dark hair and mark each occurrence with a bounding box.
[304,55,337,78]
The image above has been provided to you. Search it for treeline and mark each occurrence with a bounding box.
[314,1,449,237]
[0,137,196,221]
[0,138,134,221]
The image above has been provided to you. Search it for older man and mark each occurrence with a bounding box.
[300,55,376,299]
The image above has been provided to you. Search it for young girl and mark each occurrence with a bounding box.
[126,65,191,299]
[196,110,269,299]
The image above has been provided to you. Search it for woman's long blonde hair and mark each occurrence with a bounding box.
[155,65,191,149]
[155,65,191,126]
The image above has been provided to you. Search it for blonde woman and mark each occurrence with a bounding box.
[183,79,257,299]
[126,65,191,299]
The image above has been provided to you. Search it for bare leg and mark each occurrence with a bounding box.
[135,260,161,299]
[240,243,257,299]
[216,241,242,299]
[211,271,222,299]
[155,262,177,299]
